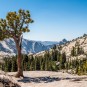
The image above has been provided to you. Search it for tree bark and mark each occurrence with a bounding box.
[14,37,23,77]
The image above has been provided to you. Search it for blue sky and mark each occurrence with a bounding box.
[0,0,87,41]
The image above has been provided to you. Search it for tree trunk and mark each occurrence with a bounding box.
[14,38,23,77]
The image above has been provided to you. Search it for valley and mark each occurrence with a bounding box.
[0,0,87,87]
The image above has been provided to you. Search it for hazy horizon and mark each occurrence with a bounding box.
[0,0,87,41]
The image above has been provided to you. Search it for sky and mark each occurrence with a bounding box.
[0,0,87,41]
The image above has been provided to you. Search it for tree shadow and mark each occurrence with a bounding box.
[17,76,87,84]
[68,77,87,83]
[18,76,61,83]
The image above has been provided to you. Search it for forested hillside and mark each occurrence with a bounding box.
[1,34,87,75]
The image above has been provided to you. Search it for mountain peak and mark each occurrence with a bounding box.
[62,39,67,42]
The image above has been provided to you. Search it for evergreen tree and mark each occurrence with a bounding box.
[71,47,76,56]
[0,9,33,77]
[11,57,17,72]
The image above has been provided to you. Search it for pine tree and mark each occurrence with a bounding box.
[0,9,33,77]
[71,47,76,56]
[11,57,17,72]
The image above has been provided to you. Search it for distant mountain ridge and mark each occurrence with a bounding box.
[0,38,67,55]
[34,34,87,59]
[38,39,67,46]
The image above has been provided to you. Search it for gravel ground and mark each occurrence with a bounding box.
[0,71,87,87]
[6,71,87,87]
